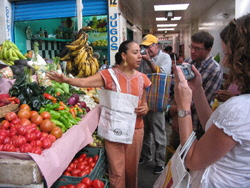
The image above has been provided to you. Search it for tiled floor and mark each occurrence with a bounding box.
[138,120,172,188]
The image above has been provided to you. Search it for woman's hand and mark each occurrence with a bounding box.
[173,65,192,110]
[186,65,202,93]
[46,71,68,83]
[135,104,149,116]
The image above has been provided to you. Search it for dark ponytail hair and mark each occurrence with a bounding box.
[115,40,135,65]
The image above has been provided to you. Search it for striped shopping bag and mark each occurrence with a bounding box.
[146,73,172,112]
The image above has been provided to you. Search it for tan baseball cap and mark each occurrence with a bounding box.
[141,34,158,46]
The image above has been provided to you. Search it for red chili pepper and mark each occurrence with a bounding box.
[55,106,65,111]
[5,97,17,101]
[14,98,20,104]
[69,108,76,119]
[0,94,10,100]
[43,93,57,101]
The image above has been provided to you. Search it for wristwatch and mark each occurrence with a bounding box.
[178,109,191,118]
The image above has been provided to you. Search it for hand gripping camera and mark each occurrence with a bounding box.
[140,47,147,55]
[178,64,195,80]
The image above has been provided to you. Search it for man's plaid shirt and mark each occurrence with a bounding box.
[184,55,223,132]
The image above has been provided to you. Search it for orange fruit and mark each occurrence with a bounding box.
[19,104,31,111]
[18,109,31,119]
[30,114,43,126]
[40,111,51,120]
[30,111,39,118]
[40,119,53,132]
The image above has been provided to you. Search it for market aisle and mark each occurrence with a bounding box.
[138,121,172,188]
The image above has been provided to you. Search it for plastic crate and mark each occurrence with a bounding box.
[53,146,107,185]
[52,177,108,188]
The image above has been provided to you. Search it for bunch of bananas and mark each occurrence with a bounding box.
[61,29,99,77]
[0,40,26,65]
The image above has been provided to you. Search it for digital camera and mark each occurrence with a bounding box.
[140,47,147,55]
[178,64,195,80]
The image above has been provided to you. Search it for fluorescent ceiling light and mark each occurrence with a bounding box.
[158,28,175,31]
[156,17,181,21]
[157,24,177,27]
[154,4,189,11]
[171,16,181,20]
[156,16,181,21]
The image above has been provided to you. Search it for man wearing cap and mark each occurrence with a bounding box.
[138,34,172,174]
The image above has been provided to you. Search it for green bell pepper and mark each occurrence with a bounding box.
[29,82,43,95]
[9,86,20,97]
[29,96,42,111]
[45,86,55,95]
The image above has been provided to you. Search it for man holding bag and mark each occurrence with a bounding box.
[138,34,172,174]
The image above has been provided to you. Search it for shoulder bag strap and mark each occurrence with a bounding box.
[108,69,121,92]
[179,131,196,160]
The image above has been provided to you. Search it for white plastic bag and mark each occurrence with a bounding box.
[97,69,139,144]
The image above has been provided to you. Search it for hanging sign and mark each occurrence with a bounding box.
[108,0,119,65]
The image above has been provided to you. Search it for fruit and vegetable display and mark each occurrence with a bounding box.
[0,40,27,66]
[0,104,63,154]
[62,153,99,178]
[0,36,108,186]
[88,131,104,147]
[58,177,105,188]
[61,29,99,77]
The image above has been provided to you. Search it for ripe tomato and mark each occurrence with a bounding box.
[79,153,87,159]
[71,169,81,177]
[26,123,37,133]
[5,112,18,122]
[59,186,67,188]
[78,170,88,178]
[4,136,11,144]
[81,177,92,187]
[31,147,42,155]
[32,129,42,140]
[47,134,56,143]
[63,171,71,176]
[89,162,96,168]
[40,111,51,120]
[29,111,38,118]
[92,179,105,188]
[3,143,16,152]
[25,132,36,142]
[11,118,21,126]
[0,120,10,130]
[30,115,43,126]
[50,126,63,139]
[40,132,49,141]
[20,118,31,126]
[19,104,31,111]
[42,138,52,149]
[76,162,85,170]
[11,135,26,147]
[76,183,87,188]
[18,109,31,119]
[40,119,53,132]
[30,140,43,148]
[87,157,93,163]
[19,143,33,153]
[9,129,17,138]
[93,155,99,162]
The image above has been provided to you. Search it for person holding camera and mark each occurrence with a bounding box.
[168,31,223,155]
[174,14,250,187]
[138,34,172,174]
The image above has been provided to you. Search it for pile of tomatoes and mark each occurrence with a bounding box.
[0,104,63,154]
[63,153,99,178]
[59,177,105,188]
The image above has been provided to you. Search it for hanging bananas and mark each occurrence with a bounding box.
[62,30,100,78]
[0,40,26,65]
